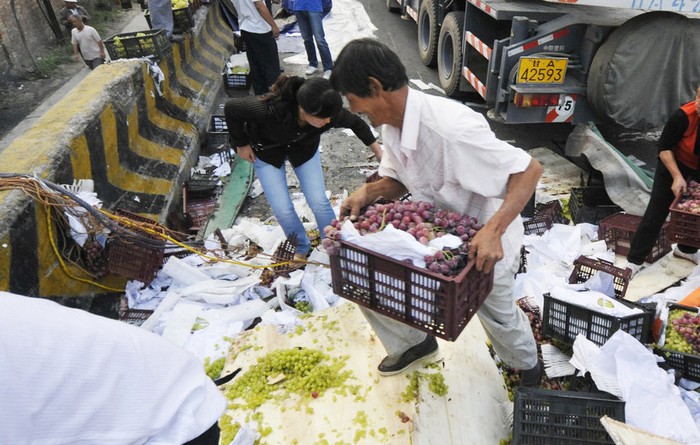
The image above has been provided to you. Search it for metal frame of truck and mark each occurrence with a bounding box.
[386,0,700,126]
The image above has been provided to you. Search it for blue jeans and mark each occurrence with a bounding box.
[253,150,335,254]
[294,11,333,71]
[149,0,174,37]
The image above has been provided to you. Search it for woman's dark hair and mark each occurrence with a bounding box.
[297,77,343,118]
[330,38,408,97]
[260,75,342,124]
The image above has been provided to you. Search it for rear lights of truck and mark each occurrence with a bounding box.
[513,93,561,108]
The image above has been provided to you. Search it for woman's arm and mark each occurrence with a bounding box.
[332,108,378,147]
[223,98,270,151]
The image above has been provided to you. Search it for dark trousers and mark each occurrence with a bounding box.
[183,422,220,445]
[627,160,698,264]
[241,29,281,95]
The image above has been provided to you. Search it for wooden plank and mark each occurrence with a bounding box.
[201,157,253,238]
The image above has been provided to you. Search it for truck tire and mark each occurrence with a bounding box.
[437,11,465,97]
[588,12,700,130]
[386,0,400,13]
[417,0,439,67]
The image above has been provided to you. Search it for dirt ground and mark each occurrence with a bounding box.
[0,7,142,139]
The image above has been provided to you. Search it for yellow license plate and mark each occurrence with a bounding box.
[517,57,567,84]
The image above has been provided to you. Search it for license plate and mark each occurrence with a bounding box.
[517,57,567,84]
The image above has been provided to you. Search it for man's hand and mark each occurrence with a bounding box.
[339,186,372,221]
[467,225,504,274]
[672,176,688,197]
[72,54,80,62]
[271,24,280,39]
[237,145,256,163]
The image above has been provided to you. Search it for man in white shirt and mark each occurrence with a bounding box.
[330,38,544,385]
[229,0,282,95]
[0,291,227,444]
[69,15,105,70]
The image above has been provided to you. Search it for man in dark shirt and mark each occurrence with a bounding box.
[626,84,700,276]
[58,0,89,34]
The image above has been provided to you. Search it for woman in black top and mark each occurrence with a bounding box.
[225,75,382,259]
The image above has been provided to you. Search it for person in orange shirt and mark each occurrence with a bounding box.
[627,85,700,277]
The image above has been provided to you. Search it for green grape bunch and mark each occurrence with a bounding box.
[665,309,700,355]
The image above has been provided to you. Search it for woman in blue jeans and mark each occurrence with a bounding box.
[293,0,333,78]
[225,75,382,260]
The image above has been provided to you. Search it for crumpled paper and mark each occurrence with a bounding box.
[339,219,461,269]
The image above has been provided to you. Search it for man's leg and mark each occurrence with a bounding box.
[476,254,538,370]
[149,0,174,38]
[306,11,332,71]
[294,11,318,69]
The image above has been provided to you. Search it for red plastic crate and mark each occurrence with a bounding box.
[107,210,167,283]
[598,212,671,263]
[568,255,632,300]
[669,194,700,249]
[329,240,494,341]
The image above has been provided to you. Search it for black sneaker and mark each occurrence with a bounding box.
[520,359,543,387]
[377,335,439,376]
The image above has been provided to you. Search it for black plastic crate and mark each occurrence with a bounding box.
[513,387,624,445]
[144,5,194,33]
[206,115,229,152]
[656,304,700,381]
[569,187,622,225]
[104,29,171,61]
[542,292,653,347]
[222,70,251,95]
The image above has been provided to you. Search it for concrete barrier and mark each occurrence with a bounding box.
[0,1,236,300]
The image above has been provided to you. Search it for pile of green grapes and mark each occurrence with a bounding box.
[400,365,449,403]
[664,308,700,355]
[203,356,225,380]
[224,348,353,411]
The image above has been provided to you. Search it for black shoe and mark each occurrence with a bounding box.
[377,335,439,376]
[520,359,543,387]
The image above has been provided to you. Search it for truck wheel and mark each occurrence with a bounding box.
[438,11,465,97]
[588,12,700,130]
[417,0,439,67]
[386,0,400,13]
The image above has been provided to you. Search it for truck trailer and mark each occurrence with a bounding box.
[386,0,700,129]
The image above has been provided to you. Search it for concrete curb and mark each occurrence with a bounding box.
[0,1,235,298]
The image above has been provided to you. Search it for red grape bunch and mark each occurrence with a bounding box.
[322,200,482,276]
[81,237,109,278]
[667,309,700,355]
[676,180,700,214]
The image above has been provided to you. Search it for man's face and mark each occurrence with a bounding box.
[65,1,75,8]
[69,16,82,29]
[344,92,387,127]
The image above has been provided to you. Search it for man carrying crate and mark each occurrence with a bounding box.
[331,39,543,384]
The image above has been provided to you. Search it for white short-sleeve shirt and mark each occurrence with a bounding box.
[230,0,272,33]
[378,88,532,277]
[71,25,102,60]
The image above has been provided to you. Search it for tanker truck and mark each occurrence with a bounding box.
[386,0,700,129]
